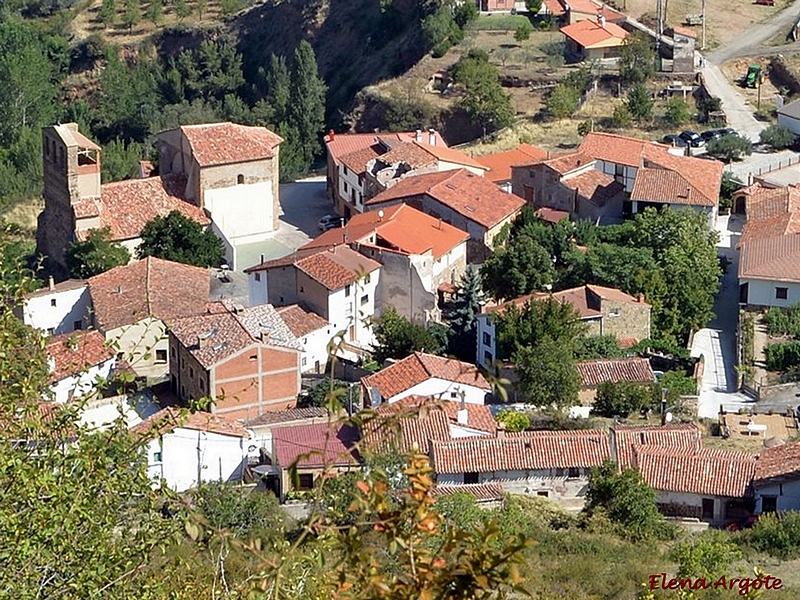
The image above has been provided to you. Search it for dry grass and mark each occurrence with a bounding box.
[2,198,44,236]
[720,58,781,113]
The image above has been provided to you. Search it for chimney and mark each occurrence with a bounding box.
[428,128,436,146]
[415,129,423,143]
[437,217,442,229]
[497,421,506,438]
[116,285,122,294]
[457,390,468,425]
[638,293,645,303]
[328,129,335,141]
[197,335,207,349]
[260,254,264,264]
[597,12,606,28]
[48,276,55,291]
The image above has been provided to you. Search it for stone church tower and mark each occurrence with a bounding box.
[36,123,101,280]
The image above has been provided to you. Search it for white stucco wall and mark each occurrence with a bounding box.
[436,161,486,177]
[437,468,591,500]
[248,271,269,306]
[106,317,169,379]
[755,479,800,513]
[387,378,488,405]
[777,112,800,136]
[326,270,380,349]
[50,357,115,404]
[23,284,92,335]
[205,181,274,243]
[299,325,334,373]
[143,428,253,492]
[742,278,800,308]
[339,164,365,212]
[476,314,497,369]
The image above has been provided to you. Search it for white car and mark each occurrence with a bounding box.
[318,215,342,230]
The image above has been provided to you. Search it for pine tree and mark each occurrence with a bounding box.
[146,0,162,25]
[265,53,290,123]
[123,0,141,32]
[195,0,206,19]
[100,0,117,27]
[285,40,327,179]
[444,266,484,361]
[174,0,190,20]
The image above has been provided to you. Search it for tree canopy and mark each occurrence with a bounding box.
[618,33,655,84]
[371,306,445,364]
[65,227,131,278]
[452,49,515,136]
[481,234,555,300]
[137,210,225,267]
[443,266,483,360]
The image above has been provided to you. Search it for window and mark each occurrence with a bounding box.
[237,174,244,185]
[302,357,307,366]
[450,391,458,399]
[343,165,349,176]
[484,350,492,364]
[464,472,479,484]
[702,498,715,520]
[50,299,57,307]
[343,181,349,193]
[255,272,261,282]
[249,354,257,362]
[189,367,194,379]
[155,349,167,363]
[360,294,369,306]
[528,169,535,178]
[297,473,315,490]
[762,496,777,513]
[345,285,351,297]
[74,320,83,331]
[776,287,789,300]
[153,451,162,463]
[609,308,620,317]
[614,163,625,184]
[567,467,580,479]
[300,286,304,293]
[47,328,55,336]
[537,490,549,497]
[181,358,185,369]
[199,379,205,392]
[483,332,491,346]
[555,468,565,477]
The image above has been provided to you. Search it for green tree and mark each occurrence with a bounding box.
[455,54,514,137]
[546,82,580,119]
[611,103,632,127]
[669,530,742,583]
[759,123,796,150]
[514,337,580,407]
[193,482,286,541]
[626,83,653,122]
[262,53,291,124]
[591,381,656,418]
[481,235,555,300]
[526,0,543,12]
[123,0,141,32]
[443,266,483,361]
[453,0,478,28]
[101,137,143,183]
[65,227,131,279]
[137,210,225,267]
[421,3,462,57]
[299,379,356,410]
[175,0,190,19]
[706,134,752,162]
[496,409,530,432]
[146,0,162,24]
[220,0,242,15]
[494,296,586,359]
[618,33,655,84]
[514,21,533,42]
[575,335,623,359]
[664,96,692,125]
[100,0,117,26]
[195,0,207,18]
[371,306,445,364]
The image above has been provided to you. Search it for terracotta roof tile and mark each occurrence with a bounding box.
[374,142,438,169]
[377,395,497,435]
[131,407,251,438]
[671,25,697,38]
[324,131,448,166]
[367,169,525,229]
[431,429,611,473]
[563,169,625,206]
[543,0,566,16]
[755,442,800,482]
[432,482,505,501]
[635,447,756,498]
[339,145,382,174]
[410,141,488,171]
[362,406,453,454]
[476,143,548,183]
[738,235,800,283]
[560,19,627,48]
[179,122,283,167]
[88,257,210,331]
[484,284,643,316]
[271,422,360,468]
[276,304,330,338]
[534,207,571,223]
[362,352,491,401]
[25,279,86,299]
[545,151,596,175]
[47,330,114,383]
[576,357,655,387]
[611,423,701,468]
[579,132,671,168]
[243,407,330,427]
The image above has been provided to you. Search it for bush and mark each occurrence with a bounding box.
[664,97,692,125]
[764,341,800,371]
[496,409,530,432]
[514,22,532,42]
[546,83,580,119]
[592,381,655,418]
[706,134,752,162]
[741,512,800,559]
[759,123,796,149]
[611,103,632,127]
[763,304,800,338]
[626,83,653,122]
[660,370,697,396]
[193,482,286,540]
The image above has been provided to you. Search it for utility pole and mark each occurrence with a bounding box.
[656,0,663,72]
[701,0,707,50]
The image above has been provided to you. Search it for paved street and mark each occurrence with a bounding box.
[700,62,764,142]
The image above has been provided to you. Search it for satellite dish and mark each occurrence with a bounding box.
[666,411,674,423]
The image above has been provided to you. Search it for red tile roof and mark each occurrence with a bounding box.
[476,143,549,183]
[362,352,491,401]
[88,257,210,331]
[755,442,800,482]
[543,0,566,17]
[534,207,571,223]
[671,25,697,38]
[47,330,114,383]
[367,169,525,229]
[378,395,497,434]
[739,235,800,283]
[339,145,382,174]
[271,422,360,468]
[375,142,438,169]
[563,169,625,206]
[545,151,596,175]
[75,174,210,242]
[324,131,448,166]
[244,407,330,427]
[276,304,330,338]
[576,357,655,387]
[560,19,628,48]
[179,122,283,167]
[131,407,251,438]
[411,141,488,171]
[635,447,756,498]
[431,429,611,473]
[579,132,671,168]
[611,423,701,468]
[485,283,645,316]
[362,405,453,454]
[432,482,505,501]
[25,279,87,299]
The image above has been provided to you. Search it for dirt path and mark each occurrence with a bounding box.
[708,0,800,63]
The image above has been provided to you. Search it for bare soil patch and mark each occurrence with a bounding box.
[720,58,782,116]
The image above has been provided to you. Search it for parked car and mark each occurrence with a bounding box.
[662,134,687,147]
[680,131,705,147]
[718,127,737,137]
[701,130,723,142]
[318,215,343,230]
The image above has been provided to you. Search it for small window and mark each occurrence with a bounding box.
[528,169,535,178]
[249,354,257,362]
[609,308,620,317]
[302,357,307,366]
[189,367,194,379]
[255,272,261,282]
[464,472,479,484]
[47,328,55,336]
[360,294,369,306]
[153,451,162,463]
[483,350,492,363]
[762,496,777,513]
[345,285,351,297]
[297,473,315,490]
[300,286,304,293]
[537,490,549,497]
[73,320,83,331]
[199,379,205,392]
[555,468,565,477]
[776,287,789,300]
[237,174,244,185]
[155,349,167,363]
[50,299,57,307]
[181,358,185,369]
[450,391,458,399]
[483,332,491,346]
[567,467,580,479]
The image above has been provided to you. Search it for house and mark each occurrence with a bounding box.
[561,16,628,62]
[16,277,91,336]
[431,429,611,501]
[753,442,800,513]
[244,245,381,356]
[777,98,800,136]
[267,422,360,500]
[87,257,210,379]
[167,301,302,419]
[476,143,549,192]
[46,330,115,404]
[576,357,656,403]
[365,169,525,263]
[735,183,800,307]
[476,285,651,369]
[300,204,469,324]
[670,26,697,73]
[134,407,255,492]
[635,446,757,524]
[276,304,333,374]
[511,151,626,223]
[361,352,492,406]
[609,422,702,468]
[475,0,523,12]
[544,0,627,24]
[157,122,283,267]
[363,140,489,202]
[324,129,447,219]
[36,122,282,276]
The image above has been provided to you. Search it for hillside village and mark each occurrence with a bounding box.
[9,0,800,595]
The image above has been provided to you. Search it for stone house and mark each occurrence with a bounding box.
[167,302,302,420]
[475,143,548,193]
[87,257,210,380]
[575,357,656,404]
[476,284,651,369]
[299,204,469,324]
[17,277,91,336]
[670,26,697,73]
[46,330,116,404]
[365,169,525,263]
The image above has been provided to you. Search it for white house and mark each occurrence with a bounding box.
[777,98,800,136]
[133,407,256,493]
[276,304,333,374]
[46,330,115,404]
[361,352,492,406]
[17,277,91,336]
[244,245,382,357]
[753,442,800,513]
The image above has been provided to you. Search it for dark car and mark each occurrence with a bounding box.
[719,127,737,137]
[701,129,723,142]
[680,130,705,147]
[662,134,687,147]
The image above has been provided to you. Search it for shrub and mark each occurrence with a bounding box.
[626,83,653,122]
[546,83,580,118]
[514,22,532,42]
[496,409,531,432]
[193,482,286,540]
[764,341,800,371]
[592,381,654,418]
[706,134,752,162]
[611,103,632,127]
[664,97,692,125]
[742,512,800,559]
[759,124,796,149]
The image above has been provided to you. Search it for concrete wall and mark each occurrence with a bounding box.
[50,357,115,404]
[777,113,800,136]
[386,379,489,404]
[326,272,379,349]
[339,164,366,212]
[476,314,497,369]
[106,317,169,379]
[205,181,274,244]
[742,278,800,308]
[22,284,91,335]
[755,479,800,513]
